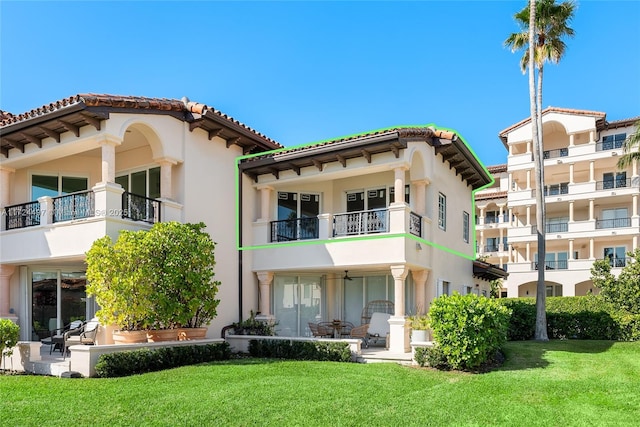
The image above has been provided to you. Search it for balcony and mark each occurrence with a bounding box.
[333,209,389,237]
[271,217,319,242]
[122,192,162,224]
[533,260,568,270]
[543,148,569,159]
[4,201,41,230]
[596,140,624,152]
[532,223,569,234]
[595,218,631,229]
[596,178,631,191]
[601,257,632,268]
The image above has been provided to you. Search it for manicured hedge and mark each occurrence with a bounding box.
[428,293,511,370]
[95,343,231,377]
[500,296,639,341]
[248,339,352,362]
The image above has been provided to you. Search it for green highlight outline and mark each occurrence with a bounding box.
[234,124,495,263]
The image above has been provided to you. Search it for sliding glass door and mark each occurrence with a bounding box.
[273,275,324,337]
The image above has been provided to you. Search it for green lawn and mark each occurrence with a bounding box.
[1,340,639,426]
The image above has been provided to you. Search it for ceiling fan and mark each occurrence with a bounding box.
[343,270,353,281]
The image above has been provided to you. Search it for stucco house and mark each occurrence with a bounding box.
[0,93,503,356]
[475,108,639,298]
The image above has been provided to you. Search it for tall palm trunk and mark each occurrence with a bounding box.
[534,62,549,341]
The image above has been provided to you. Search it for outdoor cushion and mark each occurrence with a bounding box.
[368,312,391,337]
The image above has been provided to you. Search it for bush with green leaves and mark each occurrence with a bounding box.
[94,342,231,377]
[232,311,277,336]
[0,319,20,370]
[248,339,351,362]
[592,248,640,315]
[414,345,450,370]
[87,221,220,331]
[500,296,636,341]
[429,293,511,370]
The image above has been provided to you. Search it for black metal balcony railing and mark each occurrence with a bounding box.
[483,245,500,253]
[122,192,161,224]
[596,178,631,191]
[543,148,569,159]
[333,208,388,237]
[53,191,95,223]
[4,201,41,230]
[601,257,632,268]
[270,217,319,242]
[532,222,569,234]
[596,140,624,151]
[596,217,631,229]
[533,260,568,270]
[409,211,421,237]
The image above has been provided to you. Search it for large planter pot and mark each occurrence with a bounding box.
[147,329,179,342]
[411,330,428,342]
[178,327,208,341]
[112,330,148,344]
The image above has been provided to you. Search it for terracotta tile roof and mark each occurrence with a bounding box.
[0,110,14,121]
[604,116,640,129]
[475,190,508,201]
[498,107,607,137]
[0,93,282,147]
[487,164,507,173]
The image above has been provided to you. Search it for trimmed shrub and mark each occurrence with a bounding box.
[414,345,450,370]
[500,296,624,341]
[615,313,640,342]
[248,339,351,362]
[429,293,511,370]
[94,343,231,378]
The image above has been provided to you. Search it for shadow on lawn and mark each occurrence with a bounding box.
[498,339,615,371]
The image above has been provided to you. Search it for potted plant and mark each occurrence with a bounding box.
[86,233,154,343]
[231,311,276,336]
[408,314,430,342]
[143,222,221,341]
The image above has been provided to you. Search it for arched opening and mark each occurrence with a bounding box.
[518,280,564,298]
[575,280,599,296]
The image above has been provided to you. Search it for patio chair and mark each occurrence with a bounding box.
[64,318,99,359]
[48,320,83,355]
[350,324,370,347]
[361,300,394,325]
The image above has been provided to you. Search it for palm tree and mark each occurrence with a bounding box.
[505,0,576,341]
[617,119,640,169]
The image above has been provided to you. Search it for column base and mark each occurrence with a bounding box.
[388,316,410,353]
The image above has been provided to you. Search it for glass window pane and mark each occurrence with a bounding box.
[343,277,364,326]
[149,167,161,199]
[131,171,147,196]
[32,175,58,200]
[61,272,87,325]
[273,276,299,337]
[366,276,387,302]
[32,272,58,340]
[368,188,386,210]
[61,177,88,194]
[115,175,129,192]
[347,192,365,212]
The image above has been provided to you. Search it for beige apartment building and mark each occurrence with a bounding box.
[475,108,639,298]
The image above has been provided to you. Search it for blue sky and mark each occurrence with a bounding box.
[1,1,639,166]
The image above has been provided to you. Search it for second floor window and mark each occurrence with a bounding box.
[31,174,88,200]
[116,167,161,199]
[438,193,446,230]
[601,133,626,150]
[462,211,469,243]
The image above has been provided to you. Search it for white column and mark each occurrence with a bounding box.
[633,159,638,178]
[393,167,407,205]
[411,270,429,315]
[508,173,513,191]
[633,235,638,251]
[589,161,595,182]
[526,140,532,154]
[38,196,53,226]
[526,205,531,226]
[479,207,485,224]
[499,228,504,251]
[569,163,574,184]
[413,180,427,216]
[526,169,531,190]
[96,134,122,184]
[569,134,575,147]
[389,265,409,353]
[589,199,595,221]
[526,242,531,262]
[589,130,595,144]
[509,144,513,156]
[632,194,638,218]
[508,208,513,226]
[589,238,595,260]
[479,230,485,251]
[508,245,513,263]
[569,201,574,223]
[256,271,274,319]
[155,158,178,200]
[0,167,14,231]
[569,239,574,260]
[258,186,273,222]
[498,204,504,223]
[0,265,16,318]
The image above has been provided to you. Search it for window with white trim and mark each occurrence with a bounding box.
[438,193,446,230]
[462,211,469,243]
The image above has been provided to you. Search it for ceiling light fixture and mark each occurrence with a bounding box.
[343,270,353,281]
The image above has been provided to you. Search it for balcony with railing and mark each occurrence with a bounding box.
[271,217,319,242]
[333,209,389,237]
[543,148,569,159]
[596,139,624,152]
[596,178,631,191]
[122,192,161,224]
[601,257,632,268]
[4,201,41,230]
[533,260,568,270]
[409,211,422,237]
[595,217,631,229]
[52,191,95,223]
